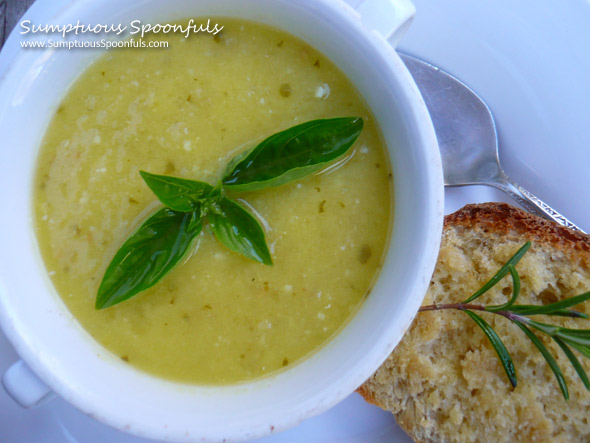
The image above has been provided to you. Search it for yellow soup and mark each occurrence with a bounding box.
[33,19,392,384]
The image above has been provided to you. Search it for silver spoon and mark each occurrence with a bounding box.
[399,52,585,233]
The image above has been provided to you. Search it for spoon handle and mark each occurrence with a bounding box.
[492,175,586,233]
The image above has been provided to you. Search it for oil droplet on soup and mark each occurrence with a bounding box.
[33,19,392,384]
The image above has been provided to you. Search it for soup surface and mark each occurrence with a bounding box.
[34,19,392,384]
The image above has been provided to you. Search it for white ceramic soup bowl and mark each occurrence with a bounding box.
[0,0,443,440]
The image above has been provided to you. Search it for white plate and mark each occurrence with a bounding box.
[0,0,588,441]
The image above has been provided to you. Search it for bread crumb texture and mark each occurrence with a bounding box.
[359,203,590,442]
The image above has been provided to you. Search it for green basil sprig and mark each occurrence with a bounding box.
[96,117,364,309]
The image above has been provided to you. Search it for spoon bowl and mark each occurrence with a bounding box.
[400,52,585,233]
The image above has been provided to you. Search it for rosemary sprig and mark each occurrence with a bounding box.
[419,241,590,399]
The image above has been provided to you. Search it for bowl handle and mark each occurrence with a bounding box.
[344,0,416,47]
[2,360,54,408]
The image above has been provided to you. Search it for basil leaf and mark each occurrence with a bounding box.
[222,117,364,191]
[140,171,214,212]
[96,208,203,309]
[209,197,272,265]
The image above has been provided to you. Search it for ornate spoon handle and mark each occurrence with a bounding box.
[491,173,586,233]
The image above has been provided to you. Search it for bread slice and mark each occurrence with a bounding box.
[359,202,590,442]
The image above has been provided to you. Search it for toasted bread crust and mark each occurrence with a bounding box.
[356,384,378,406]
[445,203,590,260]
[359,203,590,443]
